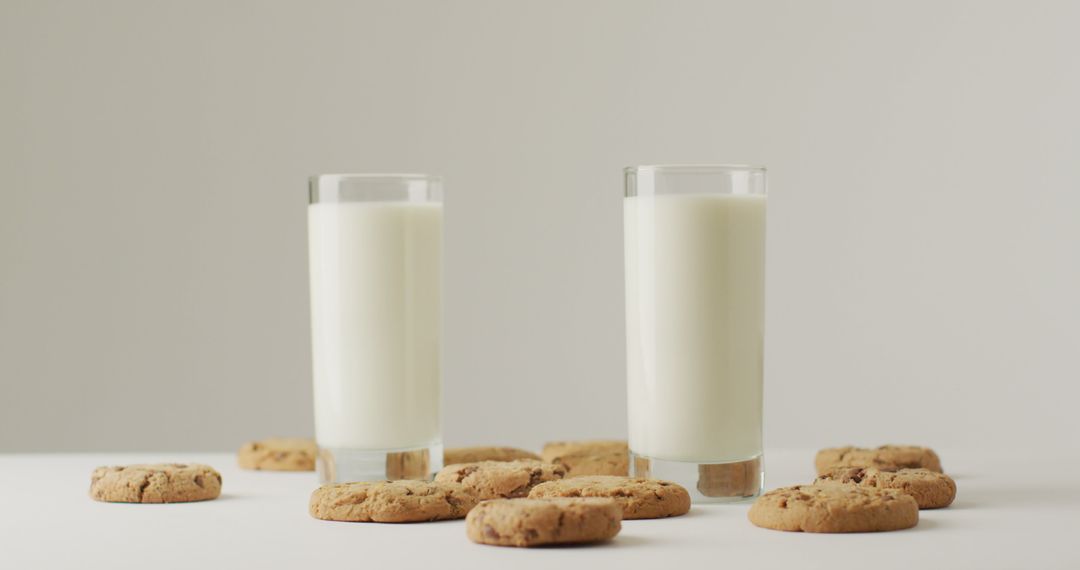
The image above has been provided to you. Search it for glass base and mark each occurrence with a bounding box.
[631,452,763,503]
[317,443,444,484]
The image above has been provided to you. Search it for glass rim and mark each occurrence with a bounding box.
[309,173,442,184]
[624,164,766,175]
[308,173,443,204]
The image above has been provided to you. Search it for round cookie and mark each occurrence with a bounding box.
[444,446,541,465]
[816,467,957,509]
[815,447,900,474]
[748,483,919,533]
[466,498,622,547]
[309,480,478,523]
[815,445,943,475]
[90,463,221,503]
[541,440,627,462]
[528,475,690,519]
[541,440,629,477]
[435,460,566,500]
[238,438,316,471]
[551,449,629,477]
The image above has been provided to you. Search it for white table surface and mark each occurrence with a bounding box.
[2,449,1076,569]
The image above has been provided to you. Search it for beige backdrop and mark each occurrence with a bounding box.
[2,0,1078,453]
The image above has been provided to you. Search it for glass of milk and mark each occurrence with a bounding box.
[624,165,767,502]
[308,174,443,484]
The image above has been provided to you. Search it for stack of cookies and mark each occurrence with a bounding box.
[748,444,957,533]
[305,440,689,547]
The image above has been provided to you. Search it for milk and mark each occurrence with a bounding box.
[308,202,442,450]
[624,194,766,462]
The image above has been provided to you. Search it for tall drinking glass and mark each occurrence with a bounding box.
[624,165,766,502]
[308,174,443,484]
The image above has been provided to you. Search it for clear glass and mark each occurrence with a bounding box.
[624,164,767,502]
[308,174,444,483]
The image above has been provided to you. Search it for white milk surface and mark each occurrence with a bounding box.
[308,202,442,450]
[624,194,766,462]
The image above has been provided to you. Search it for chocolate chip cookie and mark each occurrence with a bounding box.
[541,440,629,477]
[90,463,222,503]
[749,483,919,533]
[816,467,957,509]
[528,475,690,519]
[238,438,316,471]
[815,445,943,475]
[435,460,565,500]
[466,498,622,547]
[444,446,541,465]
[309,480,478,523]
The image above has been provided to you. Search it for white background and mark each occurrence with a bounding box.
[2,0,1078,454]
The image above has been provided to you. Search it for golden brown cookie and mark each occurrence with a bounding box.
[541,440,627,462]
[528,475,690,519]
[90,463,221,503]
[466,498,622,547]
[238,438,316,471]
[816,467,957,509]
[541,440,629,477]
[815,445,943,475]
[748,483,919,533]
[444,446,541,465]
[309,480,478,523]
[435,460,566,500]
